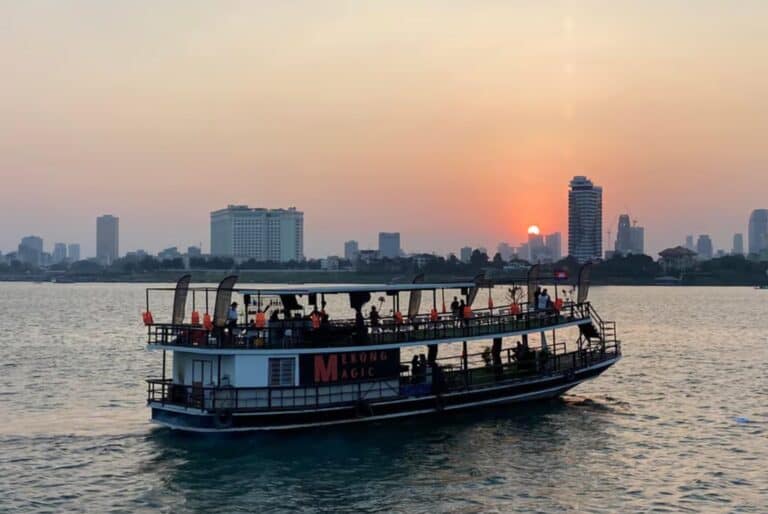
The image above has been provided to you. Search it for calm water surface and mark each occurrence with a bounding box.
[0,283,766,513]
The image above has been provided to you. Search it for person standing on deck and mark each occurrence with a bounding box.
[450,297,460,318]
[533,287,542,311]
[226,302,239,343]
[539,289,551,311]
[369,306,381,333]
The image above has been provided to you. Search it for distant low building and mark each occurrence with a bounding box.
[18,236,43,266]
[320,256,341,270]
[378,232,401,259]
[158,247,181,261]
[413,253,438,269]
[67,244,81,262]
[187,246,202,257]
[658,246,697,273]
[344,240,359,261]
[696,235,713,260]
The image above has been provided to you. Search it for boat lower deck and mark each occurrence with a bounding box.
[148,347,620,432]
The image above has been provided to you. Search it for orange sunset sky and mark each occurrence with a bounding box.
[1,1,767,258]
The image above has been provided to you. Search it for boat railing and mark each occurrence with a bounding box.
[146,301,593,350]
[146,341,620,413]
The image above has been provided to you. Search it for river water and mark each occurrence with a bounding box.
[0,283,766,513]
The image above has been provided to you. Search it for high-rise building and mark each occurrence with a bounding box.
[629,226,645,255]
[460,246,472,263]
[67,244,81,262]
[96,215,119,265]
[748,209,768,256]
[568,176,603,263]
[210,205,304,262]
[696,235,713,260]
[52,243,67,263]
[545,232,562,261]
[614,214,632,254]
[528,233,546,263]
[344,240,359,261]
[18,236,43,266]
[378,232,401,259]
[685,235,694,251]
[187,246,202,257]
[732,233,744,255]
[497,242,513,261]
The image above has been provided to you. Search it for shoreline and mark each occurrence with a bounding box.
[0,271,764,287]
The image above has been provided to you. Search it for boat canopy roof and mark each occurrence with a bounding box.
[238,282,478,296]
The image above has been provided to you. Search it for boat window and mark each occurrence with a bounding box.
[268,358,295,387]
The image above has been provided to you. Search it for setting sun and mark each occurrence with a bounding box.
[527,225,540,236]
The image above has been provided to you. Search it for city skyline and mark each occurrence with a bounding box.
[2,2,767,257]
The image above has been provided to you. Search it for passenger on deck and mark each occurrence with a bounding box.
[411,355,420,384]
[226,302,239,343]
[310,307,322,330]
[450,297,460,318]
[458,299,466,326]
[538,289,550,312]
[533,287,542,311]
[369,306,381,333]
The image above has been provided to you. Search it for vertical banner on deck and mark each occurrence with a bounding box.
[577,263,592,303]
[171,274,191,325]
[407,274,424,321]
[299,349,401,385]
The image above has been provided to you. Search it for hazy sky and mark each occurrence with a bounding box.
[1,1,767,258]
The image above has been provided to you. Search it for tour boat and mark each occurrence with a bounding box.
[143,266,621,432]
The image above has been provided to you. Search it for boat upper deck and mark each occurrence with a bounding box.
[146,301,594,351]
[143,273,601,352]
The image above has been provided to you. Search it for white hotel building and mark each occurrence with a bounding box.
[568,176,603,263]
[210,205,304,262]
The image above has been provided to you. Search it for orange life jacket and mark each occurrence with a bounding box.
[554,298,564,312]
[394,311,404,324]
[191,311,200,325]
[203,313,213,331]
[255,311,266,328]
[430,308,439,322]
[510,303,521,315]
[310,312,321,329]
[488,297,494,309]
[142,311,154,326]
[463,305,473,319]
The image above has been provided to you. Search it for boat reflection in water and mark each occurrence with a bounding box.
[143,265,621,432]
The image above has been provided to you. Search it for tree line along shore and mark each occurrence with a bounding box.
[1,252,766,286]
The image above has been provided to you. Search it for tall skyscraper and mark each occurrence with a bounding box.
[497,242,513,261]
[459,246,472,263]
[696,235,713,260]
[748,209,768,255]
[545,232,562,261]
[568,176,603,263]
[52,243,67,263]
[210,205,304,262]
[67,244,81,262]
[378,232,401,259]
[18,236,43,266]
[685,235,694,251]
[614,214,632,254]
[732,233,744,255]
[528,233,546,263]
[96,215,119,264]
[344,240,359,260]
[629,226,645,254]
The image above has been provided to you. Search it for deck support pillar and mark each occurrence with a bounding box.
[462,341,469,388]
[492,337,503,380]
[427,344,438,364]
